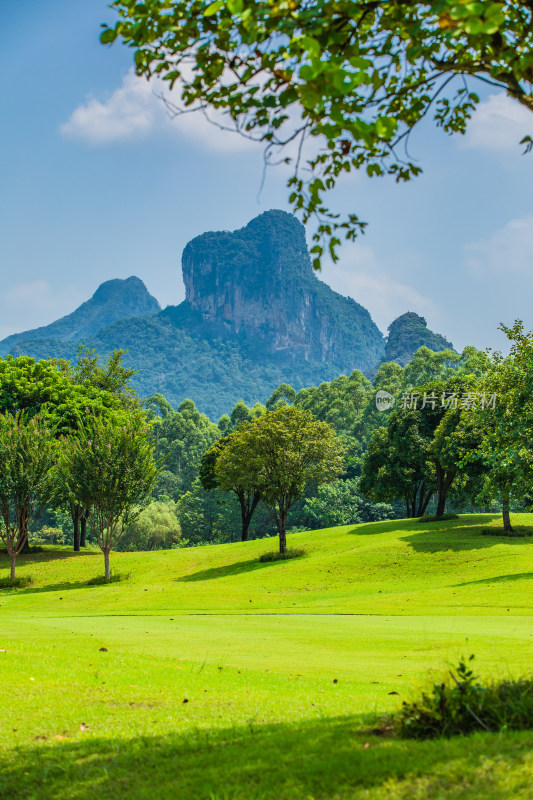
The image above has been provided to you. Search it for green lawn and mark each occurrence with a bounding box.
[1,514,532,799]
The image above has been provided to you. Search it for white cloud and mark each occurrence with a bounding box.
[320,243,439,333]
[0,281,83,339]
[465,214,533,274]
[463,93,532,153]
[61,72,156,144]
[61,69,257,153]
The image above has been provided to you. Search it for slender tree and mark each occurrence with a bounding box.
[61,412,160,580]
[475,321,533,532]
[0,415,56,579]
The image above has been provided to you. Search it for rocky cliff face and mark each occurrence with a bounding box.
[385,312,454,366]
[181,210,385,370]
[0,276,160,356]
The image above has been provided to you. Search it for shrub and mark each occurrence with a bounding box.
[117,500,182,552]
[30,526,68,546]
[417,513,459,523]
[481,526,533,538]
[86,572,130,586]
[0,575,32,589]
[395,656,533,739]
[303,478,396,530]
[259,548,305,563]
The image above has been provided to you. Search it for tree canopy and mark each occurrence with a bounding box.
[215,406,344,551]
[103,0,533,264]
[474,321,533,531]
[60,411,161,579]
[0,415,57,578]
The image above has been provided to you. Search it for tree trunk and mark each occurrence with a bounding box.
[104,550,111,581]
[502,495,514,533]
[10,554,16,580]
[80,511,88,548]
[278,510,287,554]
[16,519,30,554]
[71,502,80,552]
[417,489,432,518]
[240,499,249,542]
[435,465,454,517]
[238,491,261,543]
[414,482,431,518]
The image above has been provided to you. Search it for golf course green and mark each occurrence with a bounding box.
[1,514,532,799]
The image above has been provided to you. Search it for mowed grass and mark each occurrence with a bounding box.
[1,514,533,799]
[2,513,533,617]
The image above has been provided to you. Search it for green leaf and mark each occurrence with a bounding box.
[227,0,244,13]
[204,0,224,16]
[298,36,321,58]
[463,17,483,35]
[100,28,118,45]
[299,64,316,81]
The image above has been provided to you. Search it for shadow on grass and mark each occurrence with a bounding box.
[453,572,533,587]
[346,519,414,536]
[402,524,533,553]
[16,580,96,595]
[0,716,531,800]
[347,515,500,538]
[178,557,275,583]
[0,549,99,568]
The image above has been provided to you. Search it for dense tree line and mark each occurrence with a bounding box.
[2,324,532,577]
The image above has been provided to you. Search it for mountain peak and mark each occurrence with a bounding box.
[182,209,313,313]
[0,276,160,355]
[179,209,383,368]
[385,311,454,366]
[92,276,152,304]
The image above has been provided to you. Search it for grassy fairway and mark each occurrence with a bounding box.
[1,514,532,799]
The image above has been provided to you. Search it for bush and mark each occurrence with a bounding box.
[30,526,69,546]
[482,526,533,538]
[417,513,459,523]
[395,656,533,739]
[0,575,32,589]
[259,548,306,563]
[286,525,308,535]
[303,478,396,529]
[117,501,182,552]
[86,572,130,586]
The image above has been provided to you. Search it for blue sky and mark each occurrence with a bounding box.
[1,0,532,352]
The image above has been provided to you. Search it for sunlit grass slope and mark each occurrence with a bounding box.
[1,513,532,617]
[1,514,532,799]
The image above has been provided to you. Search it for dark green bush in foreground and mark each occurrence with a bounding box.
[0,575,32,589]
[259,548,306,563]
[396,656,533,738]
[417,513,459,523]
